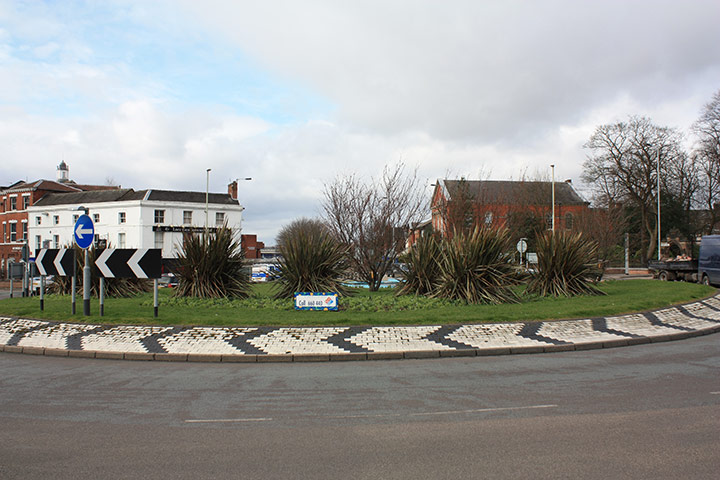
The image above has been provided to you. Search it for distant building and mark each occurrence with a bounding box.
[241,234,265,259]
[0,162,119,276]
[430,179,589,235]
[28,183,245,258]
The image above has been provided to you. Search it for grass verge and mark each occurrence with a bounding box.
[0,280,714,327]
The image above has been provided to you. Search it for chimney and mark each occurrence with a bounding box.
[228,181,238,200]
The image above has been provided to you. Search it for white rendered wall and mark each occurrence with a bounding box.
[28,199,243,257]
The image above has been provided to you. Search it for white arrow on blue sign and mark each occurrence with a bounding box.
[74,214,95,249]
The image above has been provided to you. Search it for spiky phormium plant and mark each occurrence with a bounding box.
[396,233,442,296]
[434,226,519,304]
[526,230,605,297]
[173,226,251,299]
[273,228,349,299]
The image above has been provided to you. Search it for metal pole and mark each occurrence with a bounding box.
[9,277,13,298]
[99,277,105,317]
[71,275,76,314]
[205,168,211,232]
[153,278,159,318]
[40,276,45,311]
[83,248,91,316]
[657,150,661,261]
[624,232,629,275]
[551,164,555,232]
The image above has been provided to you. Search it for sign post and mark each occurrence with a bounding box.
[74,214,94,316]
[36,248,76,313]
[95,248,162,317]
[516,238,528,267]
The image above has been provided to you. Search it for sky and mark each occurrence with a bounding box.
[1,0,719,244]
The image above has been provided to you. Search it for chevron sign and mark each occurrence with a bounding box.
[35,249,76,276]
[95,249,162,279]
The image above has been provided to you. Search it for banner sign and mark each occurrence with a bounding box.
[294,292,339,311]
[152,226,217,233]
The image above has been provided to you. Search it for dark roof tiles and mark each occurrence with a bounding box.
[31,188,239,207]
[442,180,587,206]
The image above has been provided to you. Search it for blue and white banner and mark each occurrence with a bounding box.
[294,292,339,311]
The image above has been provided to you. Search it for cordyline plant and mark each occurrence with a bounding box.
[396,233,442,296]
[273,227,349,299]
[173,226,251,299]
[526,230,605,297]
[48,244,151,297]
[433,226,520,304]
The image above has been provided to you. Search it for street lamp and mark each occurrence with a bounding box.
[550,164,555,232]
[657,150,661,261]
[205,168,211,232]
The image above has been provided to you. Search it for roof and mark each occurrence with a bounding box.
[141,189,239,205]
[1,179,122,194]
[439,179,588,206]
[31,188,239,207]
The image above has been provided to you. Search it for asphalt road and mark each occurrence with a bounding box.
[0,335,718,479]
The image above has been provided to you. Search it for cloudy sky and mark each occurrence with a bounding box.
[1,0,719,243]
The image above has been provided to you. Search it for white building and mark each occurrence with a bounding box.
[27,184,245,257]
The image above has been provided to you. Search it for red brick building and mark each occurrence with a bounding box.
[241,234,265,259]
[0,162,119,276]
[429,179,589,236]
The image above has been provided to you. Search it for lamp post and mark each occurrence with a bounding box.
[550,164,555,232]
[205,168,211,232]
[657,150,661,261]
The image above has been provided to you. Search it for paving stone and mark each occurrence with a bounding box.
[1,292,719,361]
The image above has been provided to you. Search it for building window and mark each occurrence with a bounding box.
[10,223,17,242]
[154,209,165,224]
[53,235,59,248]
[35,216,42,226]
[73,214,79,223]
[565,213,573,230]
[484,212,493,225]
[183,210,192,224]
[118,212,126,224]
[118,233,126,248]
[546,214,553,230]
[2,223,5,241]
[22,221,27,239]
[154,231,164,250]
[93,213,100,224]
[35,236,41,252]
[53,215,59,225]
[10,196,16,210]
[22,196,30,209]
[215,212,225,226]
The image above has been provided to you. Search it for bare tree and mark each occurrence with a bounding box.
[692,89,720,234]
[582,116,687,262]
[322,163,426,291]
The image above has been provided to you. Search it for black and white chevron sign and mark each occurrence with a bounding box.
[95,249,162,279]
[35,249,76,276]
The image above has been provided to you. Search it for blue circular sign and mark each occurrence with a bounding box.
[74,215,95,249]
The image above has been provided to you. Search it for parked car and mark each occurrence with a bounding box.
[158,273,178,288]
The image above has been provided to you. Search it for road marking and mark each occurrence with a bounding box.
[185,418,273,423]
[327,404,559,419]
[184,404,558,424]
[711,392,720,395]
